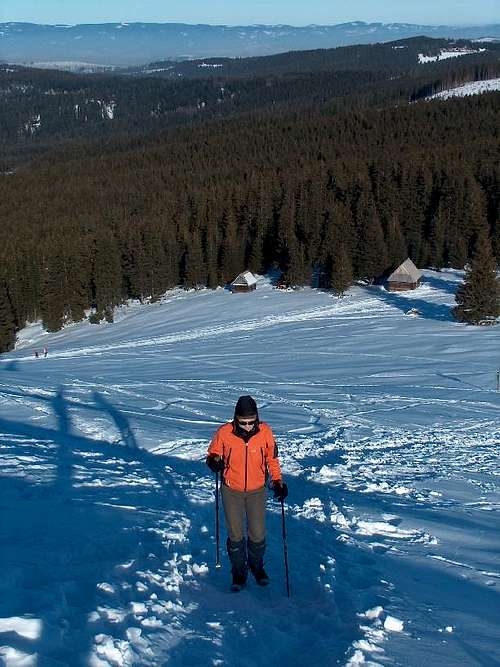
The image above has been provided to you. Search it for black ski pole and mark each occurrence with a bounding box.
[215,471,221,568]
[280,497,290,597]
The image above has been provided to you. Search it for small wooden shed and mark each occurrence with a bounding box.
[386,258,422,291]
[230,271,257,293]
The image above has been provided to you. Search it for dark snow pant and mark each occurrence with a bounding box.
[221,485,266,576]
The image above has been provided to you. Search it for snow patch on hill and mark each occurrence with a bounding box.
[418,48,486,63]
[429,78,500,99]
[30,61,116,72]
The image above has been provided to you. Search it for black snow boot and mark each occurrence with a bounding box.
[227,538,248,591]
[252,567,270,586]
[231,572,247,592]
[248,539,270,586]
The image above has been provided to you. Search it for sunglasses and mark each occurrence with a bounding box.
[237,418,257,426]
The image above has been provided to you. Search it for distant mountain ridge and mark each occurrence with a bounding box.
[1,21,499,66]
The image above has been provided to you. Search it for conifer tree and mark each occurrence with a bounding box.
[448,177,487,267]
[353,189,388,281]
[121,225,144,299]
[184,230,206,288]
[278,190,309,286]
[0,280,16,353]
[492,219,500,267]
[205,235,220,289]
[386,213,408,268]
[37,228,89,330]
[40,246,67,332]
[370,159,406,266]
[91,228,122,320]
[4,238,41,328]
[194,197,218,289]
[453,234,500,325]
[399,168,429,266]
[330,243,353,296]
[218,207,245,285]
[244,189,267,274]
[140,222,176,298]
[322,201,354,294]
[448,236,468,269]
[428,202,448,269]
[283,235,307,287]
[63,227,92,322]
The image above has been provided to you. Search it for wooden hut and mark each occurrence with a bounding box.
[386,259,422,291]
[230,271,257,293]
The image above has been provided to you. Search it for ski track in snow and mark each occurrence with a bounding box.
[0,271,499,666]
[7,298,382,362]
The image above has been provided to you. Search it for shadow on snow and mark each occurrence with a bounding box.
[1,387,496,665]
[0,389,356,666]
[368,285,454,321]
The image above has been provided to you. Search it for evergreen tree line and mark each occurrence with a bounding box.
[0,92,499,351]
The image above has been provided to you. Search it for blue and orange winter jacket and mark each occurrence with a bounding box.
[207,421,282,492]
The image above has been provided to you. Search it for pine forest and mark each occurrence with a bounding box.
[1,37,499,350]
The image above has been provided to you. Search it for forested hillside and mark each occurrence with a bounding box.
[130,37,499,77]
[1,37,499,166]
[1,38,499,351]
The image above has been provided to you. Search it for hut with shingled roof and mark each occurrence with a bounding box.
[230,271,257,293]
[386,259,422,291]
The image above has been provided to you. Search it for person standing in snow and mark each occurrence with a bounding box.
[43,346,48,358]
[206,395,288,590]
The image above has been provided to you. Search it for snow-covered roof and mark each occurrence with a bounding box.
[387,258,422,283]
[231,271,257,286]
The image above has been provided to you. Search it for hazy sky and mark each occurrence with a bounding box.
[1,0,497,26]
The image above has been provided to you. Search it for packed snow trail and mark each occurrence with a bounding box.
[1,271,499,666]
[0,397,352,666]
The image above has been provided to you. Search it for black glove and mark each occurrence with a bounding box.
[273,480,288,501]
[206,455,225,473]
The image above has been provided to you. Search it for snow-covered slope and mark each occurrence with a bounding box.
[1,270,499,666]
[429,77,500,99]
[417,47,485,63]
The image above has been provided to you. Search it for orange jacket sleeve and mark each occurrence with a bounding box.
[264,425,282,482]
[207,426,224,458]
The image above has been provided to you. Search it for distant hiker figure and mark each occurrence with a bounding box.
[33,350,39,358]
[207,395,288,591]
[43,346,48,358]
